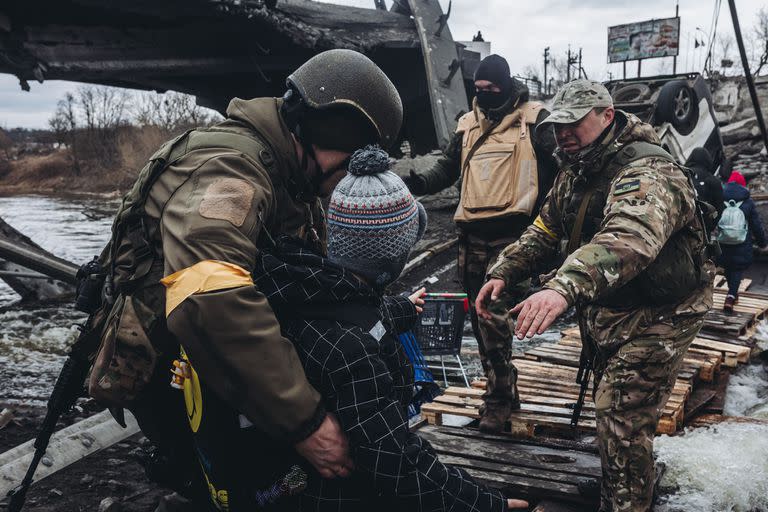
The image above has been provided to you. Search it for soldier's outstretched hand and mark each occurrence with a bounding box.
[509,289,568,339]
[476,278,506,319]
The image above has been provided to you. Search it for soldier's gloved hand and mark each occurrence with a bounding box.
[402,170,427,195]
[509,289,568,339]
[476,278,506,320]
[294,413,354,479]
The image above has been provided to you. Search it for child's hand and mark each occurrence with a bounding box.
[408,287,427,314]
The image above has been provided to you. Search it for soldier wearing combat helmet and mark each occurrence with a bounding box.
[476,79,713,512]
[91,50,403,510]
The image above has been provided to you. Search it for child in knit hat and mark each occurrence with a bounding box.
[252,146,527,511]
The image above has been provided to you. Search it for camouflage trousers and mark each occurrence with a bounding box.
[594,316,703,512]
[458,233,529,409]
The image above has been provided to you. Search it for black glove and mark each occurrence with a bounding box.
[403,169,427,195]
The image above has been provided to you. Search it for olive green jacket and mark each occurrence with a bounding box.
[145,98,327,442]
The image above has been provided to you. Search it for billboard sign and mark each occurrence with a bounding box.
[607,17,680,63]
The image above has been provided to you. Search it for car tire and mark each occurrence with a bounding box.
[613,83,651,103]
[656,81,698,135]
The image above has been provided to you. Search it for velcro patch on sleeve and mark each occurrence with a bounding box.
[199,178,255,227]
[613,179,641,196]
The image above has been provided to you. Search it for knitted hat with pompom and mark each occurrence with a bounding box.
[326,145,427,288]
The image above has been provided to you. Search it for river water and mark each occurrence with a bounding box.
[0,195,766,510]
[0,195,117,404]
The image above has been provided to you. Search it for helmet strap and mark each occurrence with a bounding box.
[282,88,321,201]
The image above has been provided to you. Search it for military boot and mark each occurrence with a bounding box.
[478,399,520,434]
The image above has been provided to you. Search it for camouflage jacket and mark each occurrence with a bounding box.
[488,111,713,350]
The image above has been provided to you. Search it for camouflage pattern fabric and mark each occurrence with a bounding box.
[595,317,702,512]
[487,111,713,352]
[538,79,614,126]
[486,107,713,511]
[458,234,525,408]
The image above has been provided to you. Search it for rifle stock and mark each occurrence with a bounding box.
[571,308,593,431]
[6,258,105,512]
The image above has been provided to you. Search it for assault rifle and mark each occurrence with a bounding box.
[6,257,105,512]
[571,311,594,431]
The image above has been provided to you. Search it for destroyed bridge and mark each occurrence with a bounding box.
[0,0,480,154]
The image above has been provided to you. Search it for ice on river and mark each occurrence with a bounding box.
[723,363,768,418]
[653,320,768,511]
[654,422,768,512]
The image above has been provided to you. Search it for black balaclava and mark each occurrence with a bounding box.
[474,54,513,111]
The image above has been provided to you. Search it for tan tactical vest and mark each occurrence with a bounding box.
[453,100,543,224]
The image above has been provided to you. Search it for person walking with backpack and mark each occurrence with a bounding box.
[718,171,767,312]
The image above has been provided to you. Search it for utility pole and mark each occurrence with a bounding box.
[673,1,679,74]
[543,47,550,95]
[566,45,578,82]
[729,0,768,153]
[578,48,583,79]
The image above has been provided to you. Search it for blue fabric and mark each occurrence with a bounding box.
[718,183,767,269]
[725,268,744,297]
[398,330,441,418]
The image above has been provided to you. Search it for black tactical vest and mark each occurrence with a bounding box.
[559,142,708,308]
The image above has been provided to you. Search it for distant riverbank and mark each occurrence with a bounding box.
[0,149,133,197]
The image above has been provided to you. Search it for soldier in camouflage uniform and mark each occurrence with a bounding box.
[476,80,713,512]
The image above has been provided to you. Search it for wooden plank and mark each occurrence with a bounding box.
[687,414,768,429]
[691,337,751,363]
[0,410,140,497]
[684,388,718,422]
[417,426,601,506]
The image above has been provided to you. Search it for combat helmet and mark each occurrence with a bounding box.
[282,49,403,151]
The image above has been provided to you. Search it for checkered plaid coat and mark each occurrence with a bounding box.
[254,238,506,512]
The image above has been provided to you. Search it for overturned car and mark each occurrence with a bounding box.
[604,73,725,175]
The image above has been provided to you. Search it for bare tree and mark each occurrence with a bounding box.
[133,91,217,133]
[76,85,129,165]
[714,34,737,76]
[751,7,768,76]
[49,92,81,174]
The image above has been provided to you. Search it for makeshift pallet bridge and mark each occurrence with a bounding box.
[422,278,764,436]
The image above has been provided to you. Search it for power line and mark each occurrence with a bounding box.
[705,0,724,74]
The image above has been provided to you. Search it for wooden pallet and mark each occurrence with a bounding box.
[713,275,752,292]
[690,336,751,366]
[712,289,768,320]
[421,360,689,435]
[702,309,755,336]
[527,339,722,383]
[415,424,601,508]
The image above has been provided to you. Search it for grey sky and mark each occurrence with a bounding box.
[0,0,764,128]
